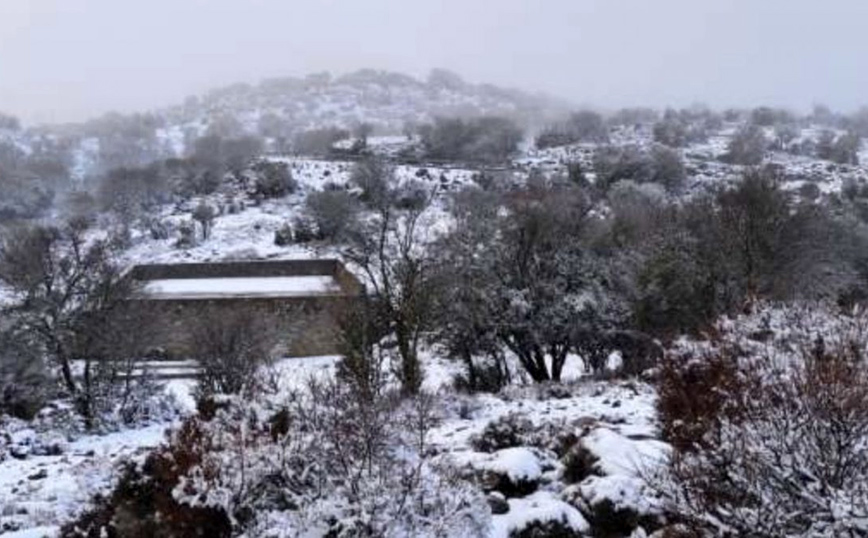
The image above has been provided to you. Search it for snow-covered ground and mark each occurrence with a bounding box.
[0,423,169,536]
[0,353,667,537]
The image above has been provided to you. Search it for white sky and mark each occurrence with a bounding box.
[2,0,867,124]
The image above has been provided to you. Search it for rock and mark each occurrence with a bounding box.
[28,469,48,480]
[561,442,600,484]
[9,445,30,460]
[475,447,545,497]
[487,491,509,515]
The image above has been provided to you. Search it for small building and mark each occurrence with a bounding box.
[129,259,363,358]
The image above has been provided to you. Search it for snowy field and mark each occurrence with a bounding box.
[0,353,666,537]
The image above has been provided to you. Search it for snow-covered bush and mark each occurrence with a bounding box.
[66,376,490,537]
[289,215,318,243]
[60,417,234,538]
[191,201,216,239]
[175,219,198,248]
[190,311,277,399]
[273,222,294,246]
[471,413,535,453]
[251,160,297,198]
[721,123,767,165]
[303,188,359,241]
[655,303,868,536]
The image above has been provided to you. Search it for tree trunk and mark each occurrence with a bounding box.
[550,346,569,382]
[396,325,421,396]
[56,345,79,396]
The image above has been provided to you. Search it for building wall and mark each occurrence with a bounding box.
[129,260,363,359]
[136,295,351,358]
[129,259,353,282]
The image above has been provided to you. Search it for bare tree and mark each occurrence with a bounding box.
[0,221,149,425]
[190,310,277,397]
[341,166,439,396]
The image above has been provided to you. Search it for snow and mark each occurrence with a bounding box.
[460,447,544,483]
[141,275,340,299]
[579,474,662,517]
[1,526,58,538]
[490,491,589,537]
[582,427,669,476]
[0,423,172,533]
[2,349,667,537]
[271,354,341,393]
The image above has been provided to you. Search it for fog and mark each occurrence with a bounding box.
[2,0,867,124]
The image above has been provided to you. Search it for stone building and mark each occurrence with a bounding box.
[128,259,363,358]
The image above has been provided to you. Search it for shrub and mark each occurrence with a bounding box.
[561,442,600,484]
[190,311,277,398]
[303,189,358,240]
[349,157,392,206]
[722,124,767,165]
[471,413,535,452]
[816,130,860,165]
[419,116,523,164]
[250,160,297,198]
[657,347,748,451]
[72,378,488,537]
[175,220,197,249]
[59,418,232,538]
[290,215,319,243]
[292,127,350,156]
[535,110,608,149]
[593,144,684,192]
[273,222,294,246]
[191,201,216,239]
[655,305,868,537]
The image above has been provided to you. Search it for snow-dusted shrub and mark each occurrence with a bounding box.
[175,219,197,248]
[60,418,233,538]
[560,442,600,484]
[273,222,294,246]
[251,160,297,198]
[657,347,747,452]
[179,381,488,537]
[349,157,392,206]
[721,123,767,165]
[334,298,390,402]
[190,311,277,399]
[509,518,581,538]
[191,201,216,239]
[289,215,318,243]
[535,110,608,149]
[656,304,868,537]
[143,216,171,240]
[71,373,489,536]
[471,413,535,453]
[303,188,359,241]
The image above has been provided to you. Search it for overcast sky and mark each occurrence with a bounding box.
[2,0,867,124]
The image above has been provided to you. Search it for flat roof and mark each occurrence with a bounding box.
[140,275,342,300]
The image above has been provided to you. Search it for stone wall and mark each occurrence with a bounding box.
[129,259,351,281]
